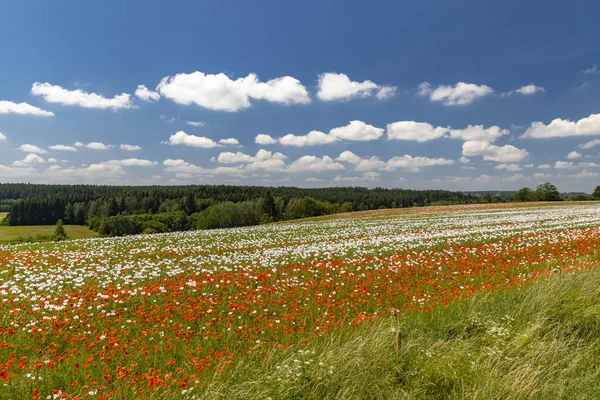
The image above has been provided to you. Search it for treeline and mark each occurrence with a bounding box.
[88,196,392,236]
[4,182,598,237]
[1,183,483,235]
[0,183,477,207]
[514,182,600,202]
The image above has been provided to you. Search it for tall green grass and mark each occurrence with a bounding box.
[193,267,600,399]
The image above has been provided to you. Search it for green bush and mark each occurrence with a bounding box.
[194,201,263,230]
[90,212,191,236]
[285,197,332,220]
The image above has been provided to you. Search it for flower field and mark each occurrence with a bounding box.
[1,203,600,399]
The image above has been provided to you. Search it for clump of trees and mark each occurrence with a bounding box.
[89,211,192,236]
[513,182,600,202]
[194,201,264,230]
[87,195,339,236]
[514,182,561,202]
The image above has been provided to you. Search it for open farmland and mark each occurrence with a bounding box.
[1,203,600,398]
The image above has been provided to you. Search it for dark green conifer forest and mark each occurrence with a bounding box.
[0,183,484,236]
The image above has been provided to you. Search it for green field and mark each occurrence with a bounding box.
[0,224,98,243]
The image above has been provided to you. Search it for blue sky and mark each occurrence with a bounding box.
[1,0,600,191]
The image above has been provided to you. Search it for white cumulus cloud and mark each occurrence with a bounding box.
[501,84,545,97]
[462,141,529,162]
[317,73,396,101]
[120,144,142,151]
[555,161,576,169]
[448,125,508,142]
[355,156,386,171]
[279,131,337,147]
[276,121,384,147]
[387,121,449,142]
[521,113,600,138]
[135,85,160,101]
[85,142,114,150]
[166,131,218,148]
[287,156,345,172]
[579,139,600,149]
[156,71,310,112]
[0,100,55,117]
[418,81,493,106]
[387,122,507,143]
[335,151,386,171]
[255,134,277,145]
[31,82,133,110]
[494,163,523,171]
[219,138,240,146]
[329,120,384,141]
[376,86,397,100]
[514,84,545,95]
[336,151,362,164]
[217,149,286,164]
[12,153,46,167]
[49,144,78,152]
[245,158,287,171]
[17,144,47,154]
[385,155,454,172]
[163,159,204,174]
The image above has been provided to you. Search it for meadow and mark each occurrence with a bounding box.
[0,224,98,244]
[0,203,599,399]
[0,210,98,244]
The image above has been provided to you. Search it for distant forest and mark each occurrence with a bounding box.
[0,183,487,235]
[0,182,593,237]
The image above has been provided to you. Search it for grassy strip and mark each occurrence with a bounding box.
[0,225,98,244]
[196,266,600,400]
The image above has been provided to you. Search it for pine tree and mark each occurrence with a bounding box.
[263,191,276,219]
[64,203,74,223]
[54,219,67,241]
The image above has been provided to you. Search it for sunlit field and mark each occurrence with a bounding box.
[1,203,600,399]
[0,209,99,244]
[0,225,98,244]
